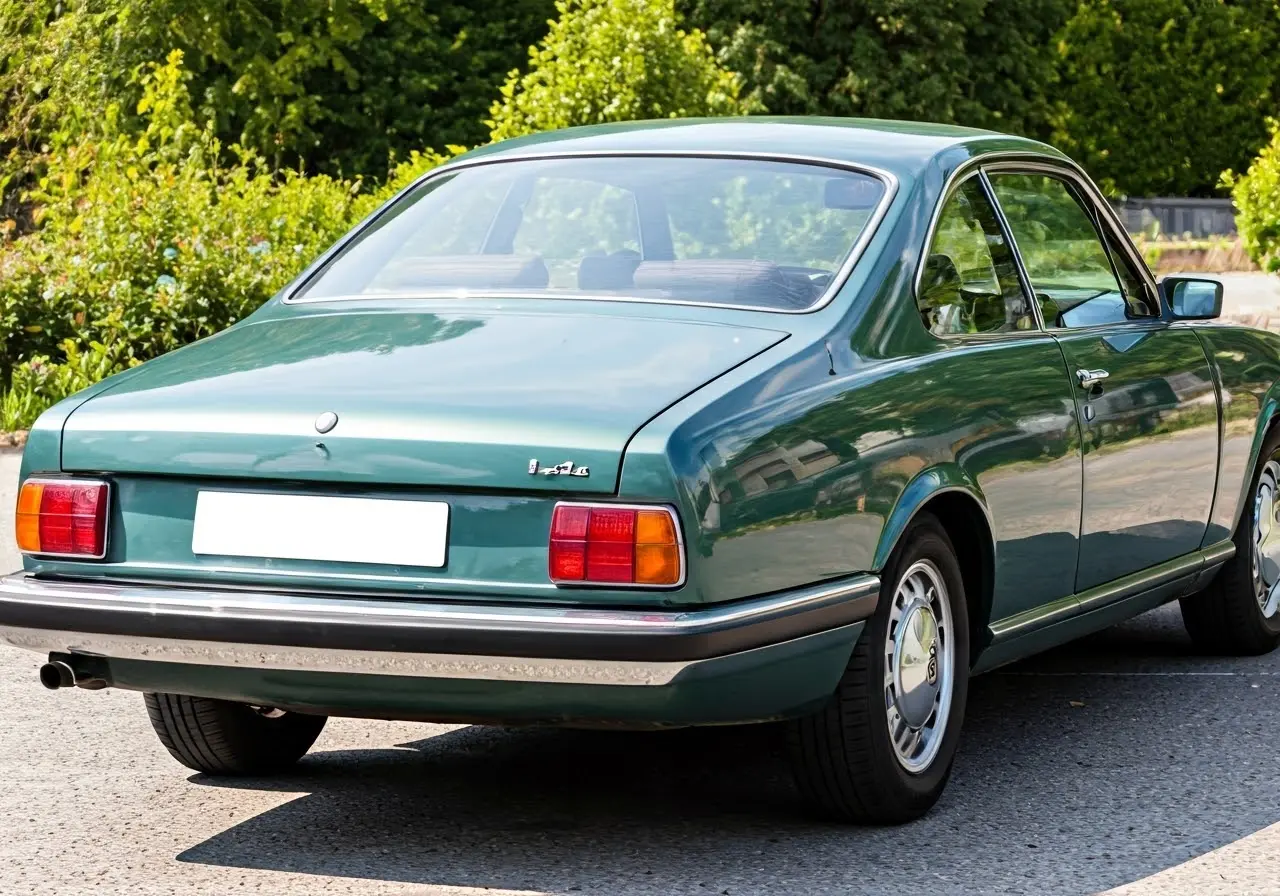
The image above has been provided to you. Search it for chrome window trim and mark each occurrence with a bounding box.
[283,149,901,315]
[979,158,1166,323]
[910,163,1043,340]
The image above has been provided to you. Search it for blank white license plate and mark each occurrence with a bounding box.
[192,492,449,567]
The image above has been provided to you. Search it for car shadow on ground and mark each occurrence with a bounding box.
[178,605,1280,895]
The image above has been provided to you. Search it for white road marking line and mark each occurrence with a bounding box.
[994,670,1276,676]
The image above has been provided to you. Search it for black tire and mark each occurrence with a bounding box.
[144,692,327,775]
[1180,428,1280,656]
[786,512,970,824]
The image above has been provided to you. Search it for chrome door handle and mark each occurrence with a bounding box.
[1077,368,1110,389]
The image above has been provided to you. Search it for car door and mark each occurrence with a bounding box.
[986,166,1219,593]
[912,171,1083,624]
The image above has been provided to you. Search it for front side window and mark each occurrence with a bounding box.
[296,156,888,311]
[988,173,1156,328]
[916,177,1033,336]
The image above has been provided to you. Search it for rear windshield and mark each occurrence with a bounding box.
[294,155,888,311]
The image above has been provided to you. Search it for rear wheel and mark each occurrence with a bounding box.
[786,513,970,823]
[1181,429,1280,655]
[144,692,327,775]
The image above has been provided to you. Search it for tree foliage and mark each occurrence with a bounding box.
[1051,0,1280,197]
[488,0,753,142]
[0,0,551,183]
[680,0,1072,139]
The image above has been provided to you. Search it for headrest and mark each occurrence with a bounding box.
[632,259,810,309]
[578,252,642,290]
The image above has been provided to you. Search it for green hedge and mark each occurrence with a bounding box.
[1225,118,1280,273]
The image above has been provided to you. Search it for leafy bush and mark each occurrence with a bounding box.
[681,0,1071,139]
[0,339,134,430]
[1051,0,1280,197]
[1224,118,1280,272]
[488,0,753,141]
[0,52,383,405]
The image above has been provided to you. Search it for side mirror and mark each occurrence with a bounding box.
[1162,276,1222,320]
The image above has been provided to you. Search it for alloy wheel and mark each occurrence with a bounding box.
[883,558,955,773]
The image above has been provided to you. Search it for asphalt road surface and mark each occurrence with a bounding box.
[1,449,1278,891]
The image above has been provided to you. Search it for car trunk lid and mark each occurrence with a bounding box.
[59,309,786,493]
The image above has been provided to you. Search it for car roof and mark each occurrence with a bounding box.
[450,117,1063,181]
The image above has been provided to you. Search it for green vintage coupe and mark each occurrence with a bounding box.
[2,119,1278,823]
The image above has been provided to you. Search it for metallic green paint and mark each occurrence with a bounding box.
[1194,325,1280,545]
[58,310,786,494]
[648,328,1084,621]
[1053,325,1218,591]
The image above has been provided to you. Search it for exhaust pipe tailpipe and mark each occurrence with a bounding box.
[39,661,76,690]
[39,655,109,691]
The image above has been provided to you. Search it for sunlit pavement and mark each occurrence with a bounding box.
[3,287,1280,895]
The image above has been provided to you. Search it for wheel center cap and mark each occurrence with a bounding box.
[894,602,941,729]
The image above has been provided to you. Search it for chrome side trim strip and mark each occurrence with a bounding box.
[1200,538,1236,568]
[282,149,900,315]
[988,594,1079,639]
[989,542,1234,639]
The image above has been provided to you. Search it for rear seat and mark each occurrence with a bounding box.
[630,259,815,309]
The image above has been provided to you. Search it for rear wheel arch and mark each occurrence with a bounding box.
[875,473,995,666]
[1227,403,1280,536]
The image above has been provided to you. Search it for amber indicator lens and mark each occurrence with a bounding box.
[15,479,109,557]
[549,504,682,586]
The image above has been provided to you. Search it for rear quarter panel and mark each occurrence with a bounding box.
[642,330,1083,623]
[1195,324,1280,545]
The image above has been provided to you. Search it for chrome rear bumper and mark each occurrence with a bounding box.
[0,573,879,687]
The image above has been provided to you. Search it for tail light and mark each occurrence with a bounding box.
[16,478,110,559]
[549,503,683,587]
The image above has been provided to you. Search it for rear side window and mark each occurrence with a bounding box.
[988,173,1157,328]
[917,177,1033,336]
[294,156,889,311]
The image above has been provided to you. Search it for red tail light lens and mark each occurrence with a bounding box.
[15,478,110,558]
[549,503,683,587]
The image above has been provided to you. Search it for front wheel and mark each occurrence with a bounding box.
[144,692,327,775]
[1181,429,1280,655]
[786,512,970,823]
